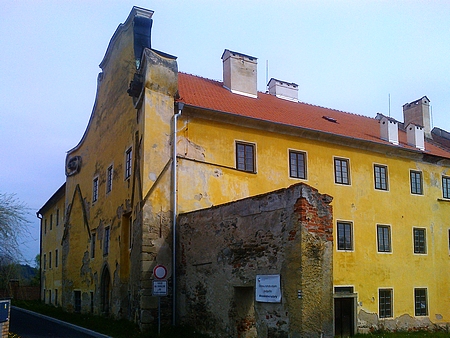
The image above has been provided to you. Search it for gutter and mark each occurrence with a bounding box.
[172,101,183,326]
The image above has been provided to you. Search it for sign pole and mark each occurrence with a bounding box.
[158,296,161,336]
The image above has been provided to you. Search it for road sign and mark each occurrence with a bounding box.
[153,280,168,296]
[153,265,167,279]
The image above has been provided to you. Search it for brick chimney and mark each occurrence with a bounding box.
[267,78,298,102]
[403,96,431,138]
[222,49,257,98]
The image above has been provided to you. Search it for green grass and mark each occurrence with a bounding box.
[354,331,450,337]
[12,300,210,338]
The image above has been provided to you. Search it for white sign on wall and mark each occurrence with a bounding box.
[255,274,281,303]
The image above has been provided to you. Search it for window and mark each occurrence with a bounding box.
[414,288,428,316]
[129,217,133,250]
[49,290,52,305]
[106,165,113,193]
[103,227,110,256]
[91,233,96,259]
[74,291,81,313]
[374,165,388,190]
[90,291,94,313]
[236,142,255,173]
[50,214,53,230]
[44,219,47,234]
[93,177,99,202]
[413,228,426,254]
[289,150,307,179]
[49,251,52,269]
[56,209,60,226]
[448,229,450,252]
[410,170,423,195]
[125,148,132,179]
[55,289,58,306]
[443,176,450,199]
[334,158,350,185]
[337,221,353,251]
[377,225,391,253]
[55,249,58,268]
[43,254,47,270]
[379,289,393,318]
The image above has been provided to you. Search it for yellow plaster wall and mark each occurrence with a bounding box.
[176,112,450,324]
[62,19,137,314]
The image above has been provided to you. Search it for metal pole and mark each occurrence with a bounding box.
[172,102,183,326]
[158,296,161,335]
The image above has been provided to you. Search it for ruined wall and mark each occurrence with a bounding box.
[177,183,333,338]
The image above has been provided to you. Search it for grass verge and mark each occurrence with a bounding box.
[12,300,209,338]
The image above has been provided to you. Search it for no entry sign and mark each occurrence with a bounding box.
[153,265,167,279]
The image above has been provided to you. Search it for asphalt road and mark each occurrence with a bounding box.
[10,307,102,338]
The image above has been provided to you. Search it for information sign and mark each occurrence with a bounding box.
[153,280,168,296]
[255,274,281,303]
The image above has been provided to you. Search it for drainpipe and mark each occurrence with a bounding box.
[172,101,183,326]
[36,212,43,302]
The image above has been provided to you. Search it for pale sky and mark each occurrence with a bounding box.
[1,0,450,263]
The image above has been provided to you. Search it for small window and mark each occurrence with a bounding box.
[374,165,388,190]
[377,225,391,253]
[289,150,307,179]
[49,252,52,269]
[55,249,58,268]
[410,170,423,195]
[50,214,53,230]
[44,219,47,235]
[125,148,132,179]
[43,254,47,270]
[106,165,113,193]
[91,233,96,258]
[90,291,94,313]
[414,288,428,316]
[56,209,60,226]
[443,176,450,199]
[334,158,350,185]
[337,221,353,251]
[55,289,58,306]
[93,177,99,202]
[236,142,255,173]
[448,229,450,252]
[74,291,81,313]
[379,289,393,318]
[129,217,133,250]
[413,228,426,254]
[103,227,110,256]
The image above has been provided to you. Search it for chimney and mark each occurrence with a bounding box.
[406,123,425,151]
[379,115,399,145]
[403,96,431,138]
[267,78,298,102]
[222,49,257,98]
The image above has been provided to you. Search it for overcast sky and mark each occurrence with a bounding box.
[1,0,450,263]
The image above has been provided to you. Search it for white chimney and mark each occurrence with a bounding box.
[406,123,425,151]
[267,78,298,102]
[222,49,257,98]
[379,115,399,145]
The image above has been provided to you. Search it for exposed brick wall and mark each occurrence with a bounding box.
[177,183,334,337]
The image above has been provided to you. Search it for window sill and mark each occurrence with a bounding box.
[437,198,450,202]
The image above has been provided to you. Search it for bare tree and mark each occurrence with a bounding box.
[0,193,30,262]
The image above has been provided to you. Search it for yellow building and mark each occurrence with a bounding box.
[39,6,450,335]
[37,183,65,307]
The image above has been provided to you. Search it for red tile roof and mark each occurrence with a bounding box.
[178,73,450,159]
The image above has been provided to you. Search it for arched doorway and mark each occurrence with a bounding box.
[101,265,111,315]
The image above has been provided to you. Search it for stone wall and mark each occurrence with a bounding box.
[177,183,334,338]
